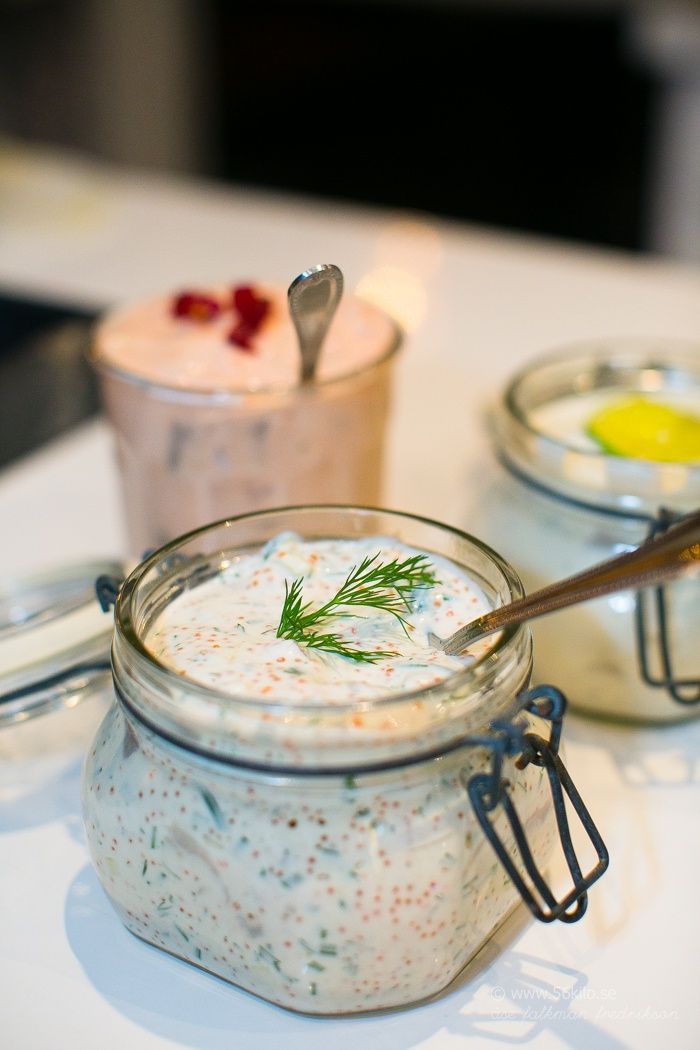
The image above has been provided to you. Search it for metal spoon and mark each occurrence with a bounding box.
[430,509,700,656]
[288,264,344,382]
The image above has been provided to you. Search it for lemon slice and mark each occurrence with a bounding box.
[586,397,700,463]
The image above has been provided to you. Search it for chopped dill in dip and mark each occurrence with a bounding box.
[147,533,493,703]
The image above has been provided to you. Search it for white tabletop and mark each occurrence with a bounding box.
[1,142,699,1050]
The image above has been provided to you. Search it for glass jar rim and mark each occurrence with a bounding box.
[114,504,527,717]
[497,338,700,515]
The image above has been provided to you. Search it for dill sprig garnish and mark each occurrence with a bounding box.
[294,629,397,664]
[276,552,438,662]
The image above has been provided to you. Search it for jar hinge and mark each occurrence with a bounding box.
[635,508,700,706]
[95,574,123,611]
[466,684,609,924]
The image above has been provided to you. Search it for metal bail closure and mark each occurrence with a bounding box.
[466,684,609,924]
[635,508,700,706]
[95,573,122,612]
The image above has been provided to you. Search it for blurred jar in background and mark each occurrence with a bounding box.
[470,339,700,724]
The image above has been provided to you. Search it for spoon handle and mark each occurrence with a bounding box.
[442,509,700,655]
[288,264,344,381]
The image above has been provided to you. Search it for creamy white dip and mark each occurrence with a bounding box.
[147,533,492,703]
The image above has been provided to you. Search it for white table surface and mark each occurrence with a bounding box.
[1,142,699,1050]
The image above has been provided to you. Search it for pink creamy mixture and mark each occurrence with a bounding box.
[95,284,396,391]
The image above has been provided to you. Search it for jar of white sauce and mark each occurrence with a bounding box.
[82,506,606,1015]
[472,339,700,724]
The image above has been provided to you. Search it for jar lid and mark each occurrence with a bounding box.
[495,339,700,517]
[0,560,122,727]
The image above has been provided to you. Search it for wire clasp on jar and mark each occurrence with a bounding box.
[466,684,609,924]
[635,508,700,706]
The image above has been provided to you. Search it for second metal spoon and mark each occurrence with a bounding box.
[431,509,700,656]
[288,264,344,382]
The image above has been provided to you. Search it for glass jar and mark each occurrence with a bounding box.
[91,299,402,556]
[0,561,119,819]
[472,338,700,724]
[82,507,606,1015]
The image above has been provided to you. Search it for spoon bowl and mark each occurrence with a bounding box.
[288,264,344,381]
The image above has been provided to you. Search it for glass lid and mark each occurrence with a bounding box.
[0,560,123,727]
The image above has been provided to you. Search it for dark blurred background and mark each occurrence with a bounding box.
[2,0,700,256]
[1,0,700,464]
